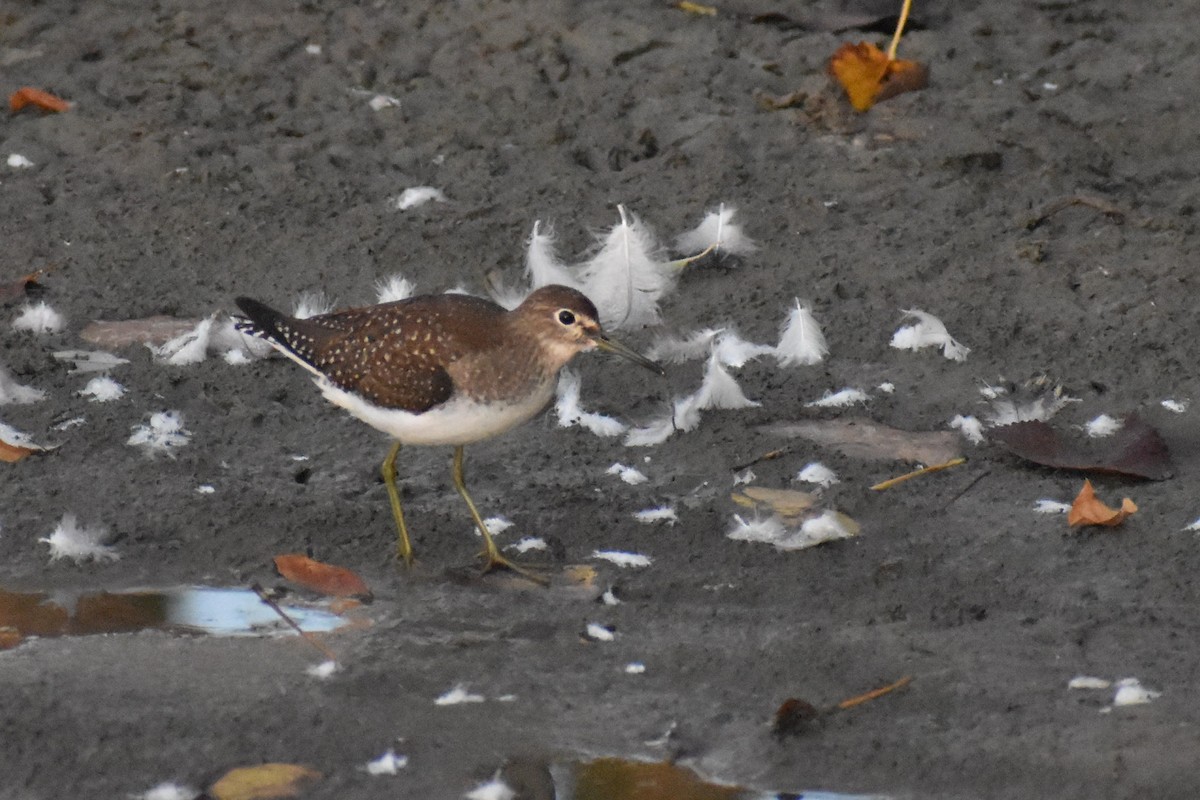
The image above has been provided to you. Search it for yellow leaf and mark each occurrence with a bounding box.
[209,763,321,800]
[828,42,928,111]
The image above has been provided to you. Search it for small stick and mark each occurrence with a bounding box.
[1026,195,1126,229]
[731,447,790,472]
[941,469,991,510]
[871,457,967,491]
[836,675,912,710]
[251,583,338,663]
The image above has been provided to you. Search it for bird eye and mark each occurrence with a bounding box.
[557,309,576,326]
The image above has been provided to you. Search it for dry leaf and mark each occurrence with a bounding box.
[10,86,70,113]
[274,554,371,599]
[0,627,23,650]
[731,487,817,520]
[209,763,321,800]
[1067,480,1137,528]
[0,438,40,463]
[828,41,927,111]
[0,268,46,303]
[761,418,960,464]
[80,316,201,348]
[990,414,1171,481]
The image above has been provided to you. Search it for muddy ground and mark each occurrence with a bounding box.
[3,0,1200,797]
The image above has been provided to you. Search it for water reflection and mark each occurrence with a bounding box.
[0,586,347,644]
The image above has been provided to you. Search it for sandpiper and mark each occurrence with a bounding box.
[234,285,661,581]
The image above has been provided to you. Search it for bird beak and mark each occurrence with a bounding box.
[591,333,665,375]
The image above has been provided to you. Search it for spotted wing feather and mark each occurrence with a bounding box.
[234,295,504,413]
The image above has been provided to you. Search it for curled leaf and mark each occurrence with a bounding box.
[10,87,70,113]
[828,41,928,111]
[274,554,371,599]
[1067,480,1137,528]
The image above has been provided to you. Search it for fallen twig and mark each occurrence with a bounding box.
[251,583,338,662]
[871,457,967,491]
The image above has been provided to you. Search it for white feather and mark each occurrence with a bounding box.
[292,292,332,320]
[623,413,677,447]
[153,318,212,365]
[0,365,44,405]
[391,186,446,210]
[80,375,125,402]
[1034,499,1072,514]
[578,206,673,330]
[128,411,191,457]
[712,330,774,368]
[805,387,869,408]
[554,370,628,437]
[40,513,119,563]
[509,536,548,553]
[675,203,757,256]
[634,506,678,525]
[591,549,653,567]
[52,349,131,373]
[949,414,985,444]
[375,274,416,303]
[775,301,828,366]
[607,462,649,485]
[796,462,839,487]
[468,516,514,539]
[133,782,200,800]
[1162,398,1188,413]
[727,510,856,551]
[434,685,485,705]
[1085,413,1122,438]
[644,328,722,364]
[526,220,579,289]
[890,309,969,361]
[465,778,516,800]
[985,394,1077,426]
[694,353,760,410]
[1112,678,1160,706]
[365,749,408,775]
[12,301,65,334]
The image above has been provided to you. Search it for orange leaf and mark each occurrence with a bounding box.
[0,438,39,463]
[827,42,928,111]
[1067,480,1137,528]
[274,554,371,598]
[10,87,71,114]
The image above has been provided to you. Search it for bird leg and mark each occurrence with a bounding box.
[451,445,548,585]
[381,441,415,565]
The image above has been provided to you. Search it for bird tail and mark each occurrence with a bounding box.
[233,296,328,373]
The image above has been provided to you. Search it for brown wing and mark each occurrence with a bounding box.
[297,294,507,413]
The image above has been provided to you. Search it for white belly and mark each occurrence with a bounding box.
[316,377,556,446]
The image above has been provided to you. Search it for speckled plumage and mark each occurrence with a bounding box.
[233,284,660,576]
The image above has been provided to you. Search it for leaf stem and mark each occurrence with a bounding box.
[886,0,913,62]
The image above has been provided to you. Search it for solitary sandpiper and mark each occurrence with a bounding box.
[234,285,662,581]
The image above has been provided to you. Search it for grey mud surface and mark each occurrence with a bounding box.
[3,1,1200,798]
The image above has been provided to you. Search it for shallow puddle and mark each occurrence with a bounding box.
[0,586,348,645]
[498,756,891,800]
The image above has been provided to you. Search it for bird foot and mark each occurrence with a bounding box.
[478,550,550,587]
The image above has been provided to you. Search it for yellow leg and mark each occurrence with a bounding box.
[451,445,547,585]
[381,441,414,565]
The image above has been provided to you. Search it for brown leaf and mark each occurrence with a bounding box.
[761,418,960,464]
[274,554,371,599]
[1068,480,1137,528]
[10,87,70,113]
[0,267,46,303]
[772,697,821,738]
[209,763,321,800]
[0,627,23,650]
[990,413,1171,480]
[80,316,201,348]
[828,41,927,111]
